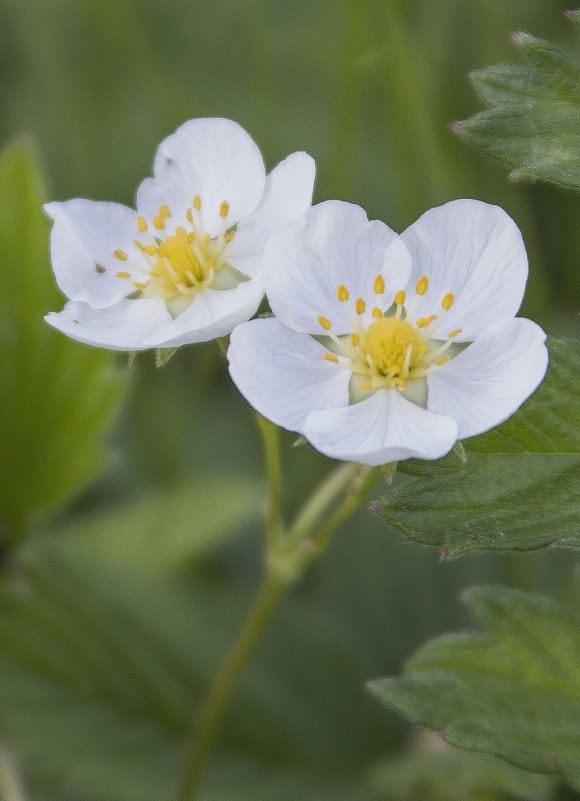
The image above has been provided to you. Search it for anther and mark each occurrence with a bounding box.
[133,282,148,291]
[116,271,131,279]
[114,249,128,261]
[442,293,454,311]
[417,315,436,328]
[225,231,236,243]
[350,333,360,346]
[416,276,429,295]
[318,315,332,331]
[153,216,165,230]
[395,290,406,306]
[361,381,372,391]
[324,353,339,363]
[203,234,210,246]
[356,298,366,315]
[374,275,385,295]
[219,201,229,218]
[159,204,172,218]
[338,285,349,302]
[186,208,194,223]
[175,226,187,237]
[137,216,148,233]
[193,195,202,211]
[372,307,383,319]
[435,356,451,366]
[449,328,462,338]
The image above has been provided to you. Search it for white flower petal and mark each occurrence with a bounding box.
[228,318,351,431]
[402,199,528,339]
[45,200,147,308]
[146,278,265,348]
[45,298,172,351]
[152,118,266,233]
[230,151,316,277]
[135,177,191,235]
[427,317,548,439]
[303,389,458,466]
[266,200,411,335]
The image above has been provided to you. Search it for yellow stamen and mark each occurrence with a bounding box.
[350,333,360,346]
[133,282,147,291]
[356,298,366,315]
[116,271,131,279]
[372,307,383,319]
[374,275,385,294]
[225,231,236,243]
[417,315,436,329]
[361,381,372,390]
[219,201,229,218]
[153,215,165,230]
[159,204,172,218]
[206,257,215,271]
[395,290,406,306]
[416,276,429,295]
[186,208,194,223]
[137,216,148,233]
[338,285,349,302]
[175,226,187,237]
[449,328,462,338]
[114,249,128,261]
[435,356,451,366]
[193,195,201,211]
[318,315,332,331]
[324,353,339,363]
[393,378,405,389]
[203,233,210,246]
[442,293,454,311]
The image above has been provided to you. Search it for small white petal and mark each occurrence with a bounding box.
[402,199,528,339]
[228,318,351,431]
[230,151,316,277]
[45,298,172,351]
[152,118,266,233]
[427,317,549,439]
[146,278,265,348]
[266,200,411,334]
[303,389,458,465]
[45,200,148,308]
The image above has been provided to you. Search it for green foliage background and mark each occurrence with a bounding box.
[0,1,579,800]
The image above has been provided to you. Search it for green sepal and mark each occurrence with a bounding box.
[154,347,178,368]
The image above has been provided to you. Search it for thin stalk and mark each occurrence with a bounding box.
[0,749,26,801]
[175,568,289,801]
[256,414,284,547]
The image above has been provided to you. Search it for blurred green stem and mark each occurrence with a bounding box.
[0,749,26,801]
[174,437,380,801]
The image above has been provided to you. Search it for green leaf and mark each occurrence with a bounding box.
[63,477,263,573]
[0,540,390,800]
[369,585,580,792]
[372,734,554,801]
[375,339,580,557]
[0,143,128,543]
[455,30,580,189]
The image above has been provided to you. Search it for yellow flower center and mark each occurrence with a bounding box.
[113,196,238,315]
[320,275,464,404]
[363,317,419,377]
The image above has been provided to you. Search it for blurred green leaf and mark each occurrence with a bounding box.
[65,477,263,573]
[369,585,580,791]
[0,143,128,543]
[0,540,391,800]
[375,339,580,557]
[372,732,554,801]
[456,31,580,189]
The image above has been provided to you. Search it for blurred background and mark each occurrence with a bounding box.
[0,1,579,799]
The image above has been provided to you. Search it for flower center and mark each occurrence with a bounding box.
[318,275,464,404]
[113,196,237,314]
[363,317,419,377]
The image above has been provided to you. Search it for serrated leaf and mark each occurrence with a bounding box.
[369,586,580,791]
[456,30,580,189]
[375,339,580,557]
[0,144,128,542]
[63,476,263,573]
[372,736,553,801]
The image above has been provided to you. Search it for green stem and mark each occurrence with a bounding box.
[256,414,284,547]
[174,569,289,801]
[0,748,26,801]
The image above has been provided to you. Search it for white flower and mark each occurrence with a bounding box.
[228,199,549,466]
[44,118,315,350]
